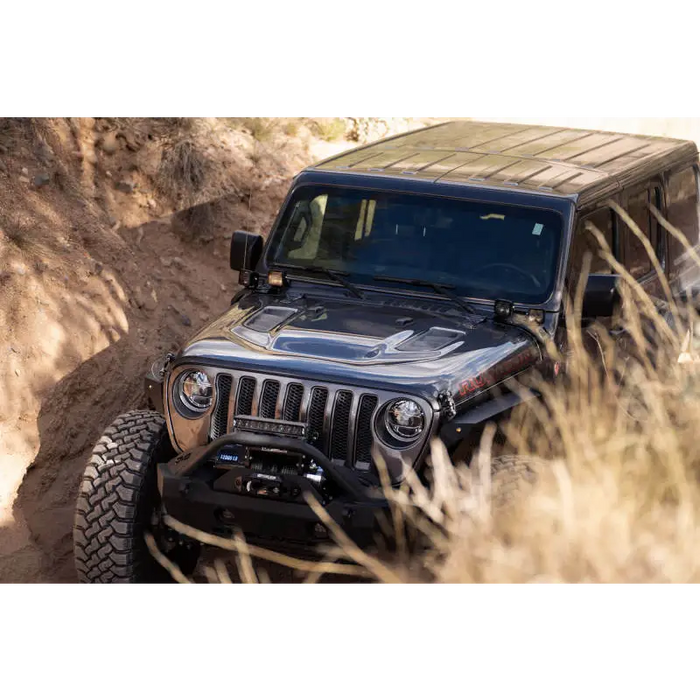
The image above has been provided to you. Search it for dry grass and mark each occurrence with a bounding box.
[150,208,700,584]
[311,118,347,142]
[229,118,277,143]
[156,138,208,206]
[282,120,301,137]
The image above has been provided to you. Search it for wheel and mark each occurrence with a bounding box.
[73,410,200,583]
[487,455,544,508]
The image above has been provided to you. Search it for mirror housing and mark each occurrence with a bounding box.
[581,274,621,319]
[230,231,264,283]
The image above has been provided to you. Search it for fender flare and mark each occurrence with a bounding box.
[439,390,540,449]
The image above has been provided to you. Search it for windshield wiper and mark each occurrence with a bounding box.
[275,263,365,299]
[373,275,478,315]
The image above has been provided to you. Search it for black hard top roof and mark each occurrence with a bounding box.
[307,120,698,206]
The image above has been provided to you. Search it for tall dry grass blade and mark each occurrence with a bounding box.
[214,559,234,584]
[144,533,192,584]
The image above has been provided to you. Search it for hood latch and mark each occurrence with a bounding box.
[438,391,457,421]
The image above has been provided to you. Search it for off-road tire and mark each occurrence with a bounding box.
[74,410,186,583]
[489,455,545,508]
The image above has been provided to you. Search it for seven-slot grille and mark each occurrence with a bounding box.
[210,374,380,470]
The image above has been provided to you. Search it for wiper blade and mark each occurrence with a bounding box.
[373,275,478,315]
[275,263,364,299]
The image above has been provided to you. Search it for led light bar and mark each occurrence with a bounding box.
[232,416,308,439]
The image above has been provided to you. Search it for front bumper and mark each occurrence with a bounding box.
[157,431,390,554]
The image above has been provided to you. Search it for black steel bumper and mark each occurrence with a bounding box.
[157,431,390,554]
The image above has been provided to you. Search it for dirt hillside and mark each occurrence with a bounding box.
[0,117,433,582]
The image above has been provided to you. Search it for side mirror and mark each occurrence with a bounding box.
[582,274,621,319]
[230,230,264,279]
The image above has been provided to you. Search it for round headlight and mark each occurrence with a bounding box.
[385,399,425,442]
[178,370,213,412]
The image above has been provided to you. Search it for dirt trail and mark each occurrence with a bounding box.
[0,117,432,582]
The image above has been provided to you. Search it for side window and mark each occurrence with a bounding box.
[624,189,653,279]
[569,207,615,287]
[667,166,700,267]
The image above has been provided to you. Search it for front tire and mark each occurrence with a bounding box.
[73,410,198,583]
[489,455,544,508]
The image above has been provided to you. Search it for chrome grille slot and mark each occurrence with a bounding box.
[283,383,304,422]
[259,380,281,419]
[330,391,353,462]
[236,377,256,415]
[210,374,232,440]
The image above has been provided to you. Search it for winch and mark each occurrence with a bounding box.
[213,444,327,503]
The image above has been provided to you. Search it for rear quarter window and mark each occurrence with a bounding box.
[667,166,700,265]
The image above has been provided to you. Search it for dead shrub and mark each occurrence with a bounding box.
[311,118,347,142]
[157,138,208,206]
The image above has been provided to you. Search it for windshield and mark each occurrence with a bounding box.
[269,186,563,305]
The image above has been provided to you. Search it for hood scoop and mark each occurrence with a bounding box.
[244,306,299,332]
[396,327,465,353]
[360,327,466,363]
[232,305,300,346]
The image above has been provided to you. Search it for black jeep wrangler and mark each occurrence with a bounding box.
[74,120,700,582]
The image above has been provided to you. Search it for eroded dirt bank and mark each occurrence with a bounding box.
[0,117,431,582]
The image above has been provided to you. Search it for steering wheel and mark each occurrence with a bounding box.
[475,263,542,289]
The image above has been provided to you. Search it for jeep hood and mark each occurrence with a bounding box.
[179,291,540,406]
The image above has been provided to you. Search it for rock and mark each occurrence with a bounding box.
[180,313,192,327]
[147,198,157,209]
[105,170,112,177]
[107,216,118,228]
[115,180,135,194]
[199,312,208,322]
[160,256,173,268]
[171,256,185,269]
[84,151,98,166]
[33,173,51,188]
[132,287,152,310]
[15,369,20,377]
[99,132,119,155]
[21,167,28,176]
[34,260,48,274]
[121,132,143,152]
[36,140,54,165]
[220,284,226,292]
[19,176,30,184]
